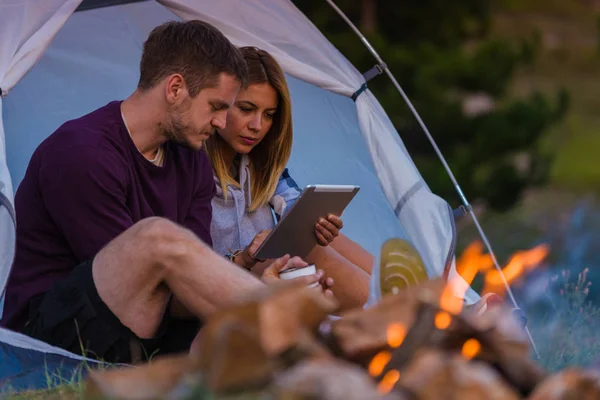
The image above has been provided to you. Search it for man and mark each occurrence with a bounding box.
[0,20,327,363]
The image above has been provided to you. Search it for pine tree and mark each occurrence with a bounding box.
[294,0,569,211]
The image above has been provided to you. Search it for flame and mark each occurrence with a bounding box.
[484,244,550,292]
[435,311,452,330]
[438,250,481,316]
[456,241,494,275]
[368,350,392,377]
[456,240,550,296]
[461,338,481,360]
[377,370,400,394]
[387,323,407,348]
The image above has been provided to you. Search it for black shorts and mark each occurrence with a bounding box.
[23,259,201,364]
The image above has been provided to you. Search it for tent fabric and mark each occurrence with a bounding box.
[0,0,481,390]
[0,0,84,318]
[0,327,94,392]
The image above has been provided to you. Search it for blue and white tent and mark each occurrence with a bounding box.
[0,0,478,391]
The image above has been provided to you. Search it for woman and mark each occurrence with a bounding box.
[206,47,373,309]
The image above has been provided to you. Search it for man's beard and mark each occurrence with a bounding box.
[163,108,200,151]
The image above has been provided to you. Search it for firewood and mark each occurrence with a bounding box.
[270,358,405,400]
[528,368,600,400]
[327,279,445,362]
[85,353,199,400]
[197,281,338,393]
[398,349,521,400]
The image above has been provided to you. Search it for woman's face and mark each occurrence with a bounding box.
[219,82,278,155]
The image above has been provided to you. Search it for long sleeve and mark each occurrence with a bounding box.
[270,168,302,222]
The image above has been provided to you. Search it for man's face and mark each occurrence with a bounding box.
[162,73,241,151]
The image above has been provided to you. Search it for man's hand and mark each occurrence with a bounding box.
[261,255,316,285]
[261,255,336,300]
[315,214,343,247]
[238,230,271,269]
[315,273,335,300]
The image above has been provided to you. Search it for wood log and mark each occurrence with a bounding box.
[197,281,338,393]
[398,349,522,400]
[271,358,404,400]
[528,368,600,400]
[327,279,445,362]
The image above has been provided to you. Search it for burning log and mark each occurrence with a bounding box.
[528,368,600,400]
[368,299,544,396]
[397,349,521,400]
[326,279,445,362]
[460,306,546,395]
[196,280,338,393]
[327,269,543,398]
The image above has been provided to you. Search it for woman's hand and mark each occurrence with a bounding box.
[315,214,343,246]
[235,230,271,270]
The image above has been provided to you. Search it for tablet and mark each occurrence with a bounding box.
[254,184,360,260]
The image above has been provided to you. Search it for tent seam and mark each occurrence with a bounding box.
[443,202,457,281]
[0,191,16,226]
[393,181,424,217]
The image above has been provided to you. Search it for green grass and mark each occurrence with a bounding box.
[1,365,85,399]
[528,268,600,372]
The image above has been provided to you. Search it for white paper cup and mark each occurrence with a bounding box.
[279,264,319,288]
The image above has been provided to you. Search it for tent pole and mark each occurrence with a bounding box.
[325,0,540,359]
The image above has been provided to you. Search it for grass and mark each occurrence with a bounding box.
[528,268,600,372]
[1,365,85,400]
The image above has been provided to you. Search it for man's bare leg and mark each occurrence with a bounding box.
[92,217,264,339]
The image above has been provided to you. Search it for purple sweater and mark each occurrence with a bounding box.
[1,101,216,331]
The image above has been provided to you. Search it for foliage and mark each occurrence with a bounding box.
[528,268,600,372]
[294,0,569,211]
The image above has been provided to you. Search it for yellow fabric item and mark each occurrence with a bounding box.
[379,238,429,296]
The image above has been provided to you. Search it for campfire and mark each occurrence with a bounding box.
[84,239,598,400]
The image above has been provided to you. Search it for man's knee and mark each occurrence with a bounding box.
[131,217,209,271]
[133,217,184,244]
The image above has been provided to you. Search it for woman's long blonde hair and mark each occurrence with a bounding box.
[205,47,293,212]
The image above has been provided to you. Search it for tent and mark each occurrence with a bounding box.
[0,0,479,391]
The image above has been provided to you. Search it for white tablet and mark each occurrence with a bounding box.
[254,184,360,260]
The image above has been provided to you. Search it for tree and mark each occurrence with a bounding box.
[294,0,568,212]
